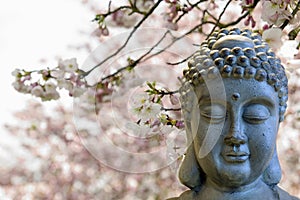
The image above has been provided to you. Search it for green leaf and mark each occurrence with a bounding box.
[288,26,300,40]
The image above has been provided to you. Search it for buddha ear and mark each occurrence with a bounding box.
[262,145,282,186]
[178,144,205,191]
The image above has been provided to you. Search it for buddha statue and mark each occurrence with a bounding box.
[169,28,299,200]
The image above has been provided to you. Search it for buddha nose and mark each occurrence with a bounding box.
[224,116,247,146]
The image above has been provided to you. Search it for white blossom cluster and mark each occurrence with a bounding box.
[261,0,300,27]
[12,58,87,101]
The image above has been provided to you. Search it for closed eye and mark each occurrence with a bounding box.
[200,104,226,123]
[243,104,270,124]
[201,112,226,119]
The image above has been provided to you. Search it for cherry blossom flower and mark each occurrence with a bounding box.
[31,85,44,97]
[57,79,73,90]
[11,69,22,77]
[12,80,31,93]
[132,101,161,121]
[111,10,138,28]
[244,15,256,28]
[135,0,154,12]
[261,0,291,26]
[175,120,185,129]
[262,27,283,50]
[242,0,254,5]
[92,25,109,37]
[130,93,161,121]
[70,87,86,97]
[169,94,179,105]
[101,27,109,36]
[44,81,57,93]
[43,81,60,101]
[11,58,88,101]
[50,70,65,79]
[58,58,78,73]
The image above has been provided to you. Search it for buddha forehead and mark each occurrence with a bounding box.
[196,78,278,107]
[180,28,288,121]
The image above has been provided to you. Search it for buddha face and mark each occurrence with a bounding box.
[193,78,280,189]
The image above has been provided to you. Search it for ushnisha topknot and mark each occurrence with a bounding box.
[180,28,288,122]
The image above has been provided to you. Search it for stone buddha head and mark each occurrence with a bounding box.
[178,28,288,193]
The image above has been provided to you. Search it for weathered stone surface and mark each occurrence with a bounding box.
[170,28,299,200]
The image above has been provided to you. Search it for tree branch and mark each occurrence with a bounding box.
[100,30,172,82]
[206,0,232,38]
[161,107,181,111]
[206,0,260,38]
[280,0,300,29]
[175,0,206,23]
[84,0,163,77]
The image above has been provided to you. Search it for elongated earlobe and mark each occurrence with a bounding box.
[262,145,282,186]
[178,144,205,191]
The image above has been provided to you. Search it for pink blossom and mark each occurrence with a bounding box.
[43,81,60,101]
[111,10,137,28]
[175,120,185,129]
[169,94,179,105]
[50,70,65,79]
[57,79,73,90]
[261,0,291,26]
[11,69,21,77]
[130,93,162,121]
[31,85,44,97]
[58,58,78,73]
[244,15,256,28]
[263,24,270,30]
[135,0,154,12]
[262,27,283,50]
[12,80,22,91]
[101,27,109,36]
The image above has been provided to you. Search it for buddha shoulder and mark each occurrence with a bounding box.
[167,187,300,200]
[277,186,300,200]
[167,190,197,200]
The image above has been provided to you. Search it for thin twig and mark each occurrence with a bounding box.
[175,0,206,23]
[219,10,249,28]
[134,30,172,63]
[221,0,260,28]
[99,21,206,83]
[205,0,260,38]
[204,10,218,22]
[145,21,211,62]
[167,54,194,65]
[161,107,181,111]
[84,0,163,77]
[88,0,260,87]
[145,20,215,65]
[100,30,172,82]
[108,0,112,13]
[206,0,232,39]
[158,89,179,95]
[101,5,132,18]
[280,0,300,29]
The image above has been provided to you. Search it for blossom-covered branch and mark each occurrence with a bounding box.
[85,0,163,77]
[11,0,300,130]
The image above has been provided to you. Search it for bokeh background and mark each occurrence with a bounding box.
[1,0,299,199]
